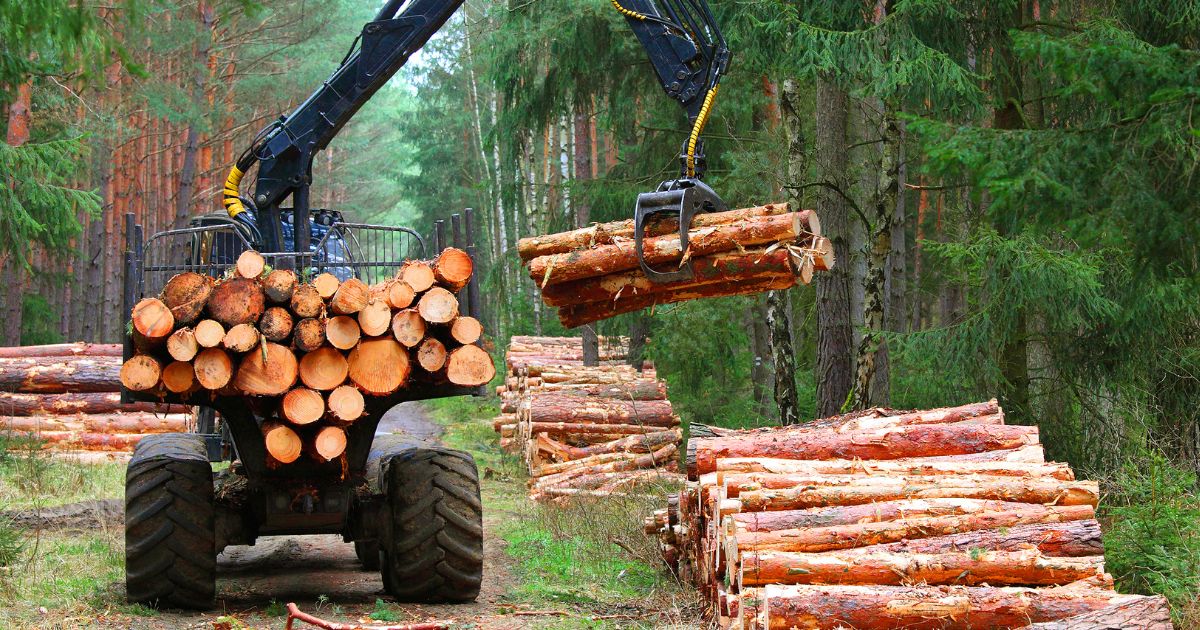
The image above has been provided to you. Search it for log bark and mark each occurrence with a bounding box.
[386,280,415,309]
[533,429,682,461]
[160,273,213,324]
[525,422,662,437]
[434,247,474,291]
[35,431,145,451]
[730,505,1096,554]
[260,307,294,342]
[327,384,364,422]
[739,547,1103,587]
[314,425,347,461]
[357,300,392,337]
[449,316,483,345]
[0,391,187,416]
[313,273,341,299]
[262,269,297,304]
[161,361,197,393]
[740,579,1143,630]
[558,275,796,329]
[263,421,302,464]
[120,355,162,392]
[516,203,797,260]
[298,346,349,391]
[527,212,815,287]
[400,262,435,293]
[347,338,410,395]
[445,345,495,387]
[207,277,266,326]
[391,309,426,348]
[855,520,1107,559]
[533,444,678,481]
[1017,595,1173,629]
[326,315,361,350]
[539,247,797,307]
[330,278,370,315]
[732,478,1098,512]
[131,298,175,344]
[282,387,324,425]
[236,250,265,278]
[417,287,458,324]
[526,394,675,427]
[715,470,1078,500]
[0,343,122,359]
[730,498,1077,533]
[687,424,1040,478]
[2,413,190,435]
[293,318,326,352]
[194,319,225,348]
[234,342,298,396]
[713,458,1073,480]
[167,328,200,362]
[417,338,448,372]
[536,379,667,400]
[222,323,260,353]
[290,285,324,319]
[194,348,234,390]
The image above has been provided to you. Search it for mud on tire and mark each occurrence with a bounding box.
[380,448,483,603]
[124,433,216,609]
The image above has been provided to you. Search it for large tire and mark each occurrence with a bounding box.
[125,433,216,609]
[380,448,483,603]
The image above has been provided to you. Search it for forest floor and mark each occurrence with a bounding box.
[0,399,701,629]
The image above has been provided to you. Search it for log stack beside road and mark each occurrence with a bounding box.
[644,400,1175,630]
[518,203,831,327]
[0,342,192,452]
[493,336,685,502]
[120,248,495,466]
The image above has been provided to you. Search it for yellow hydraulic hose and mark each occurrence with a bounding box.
[685,84,718,178]
[223,165,246,217]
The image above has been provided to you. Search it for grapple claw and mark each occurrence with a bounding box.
[634,178,728,283]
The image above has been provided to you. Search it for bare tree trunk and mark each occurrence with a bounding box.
[749,296,774,417]
[174,3,216,229]
[768,289,799,425]
[814,79,854,417]
[574,103,599,366]
[2,75,33,344]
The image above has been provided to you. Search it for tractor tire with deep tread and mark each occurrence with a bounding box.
[124,433,216,609]
[380,448,483,603]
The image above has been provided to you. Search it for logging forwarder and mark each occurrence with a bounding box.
[120,0,733,610]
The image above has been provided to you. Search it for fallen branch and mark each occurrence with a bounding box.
[284,603,452,630]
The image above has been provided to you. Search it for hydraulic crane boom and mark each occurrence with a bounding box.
[222,0,730,281]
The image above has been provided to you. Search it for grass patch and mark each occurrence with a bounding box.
[0,437,124,511]
[0,528,124,625]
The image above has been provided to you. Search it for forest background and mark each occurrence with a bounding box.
[2,0,1198,614]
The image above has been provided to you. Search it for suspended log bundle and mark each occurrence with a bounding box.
[492,336,685,502]
[517,203,831,327]
[642,400,1176,630]
[121,248,494,466]
[0,343,193,452]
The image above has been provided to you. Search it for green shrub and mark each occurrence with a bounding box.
[1100,451,1200,615]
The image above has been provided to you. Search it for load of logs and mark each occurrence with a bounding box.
[0,342,192,451]
[120,248,495,465]
[644,400,1176,630]
[517,203,831,327]
[493,336,685,502]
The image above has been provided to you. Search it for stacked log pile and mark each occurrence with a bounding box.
[644,400,1176,630]
[120,249,495,466]
[493,336,685,502]
[0,343,192,451]
[517,203,831,327]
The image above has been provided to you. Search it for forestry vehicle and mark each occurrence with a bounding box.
[121,0,729,608]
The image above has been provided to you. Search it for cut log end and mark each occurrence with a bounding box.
[282,387,325,425]
[132,298,175,342]
[264,422,302,464]
[194,319,225,349]
[161,272,213,324]
[358,300,392,337]
[417,287,458,324]
[236,250,265,279]
[223,323,260,353]
[120,355,162,392]
[434,247,473,290]
[446,345,495,387]
[290,284,324,319]
[161,361,197,394]
[326,315,361,350]
[417,338,448,373]
[194,348,234,390]
[166,328,199,362]
[298,346,349,391]
[449,316,483,345]
[327,385,365,423]
[293,318,326,353]
[330,278,370,315]
[313,425,347,461]
[207,277,266,327]
[348,338,410,396]
[262,268,297,304]
[400,262,435,293]
[260,307,295,342]
[391,309,426,348]
[234,342,298,396]
[313,273,341,299]
[386,280,415,309]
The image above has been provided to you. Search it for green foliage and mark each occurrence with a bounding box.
[1101,451,1200,613]
[369,598,400,622]
[0,139,99,263]
[21,293,63,346]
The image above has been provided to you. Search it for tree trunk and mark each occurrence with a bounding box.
[1,412,190,435]
[0,357,122,393]
[174,3,216,229]
[767,290,799,424]
[814,79,854,418]
[0,391,185,416]
[734,480,1096,513]
[3,75,33,345]
[0,343,122,359]
[526,394,675,426]
[1017,596,1173,629]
